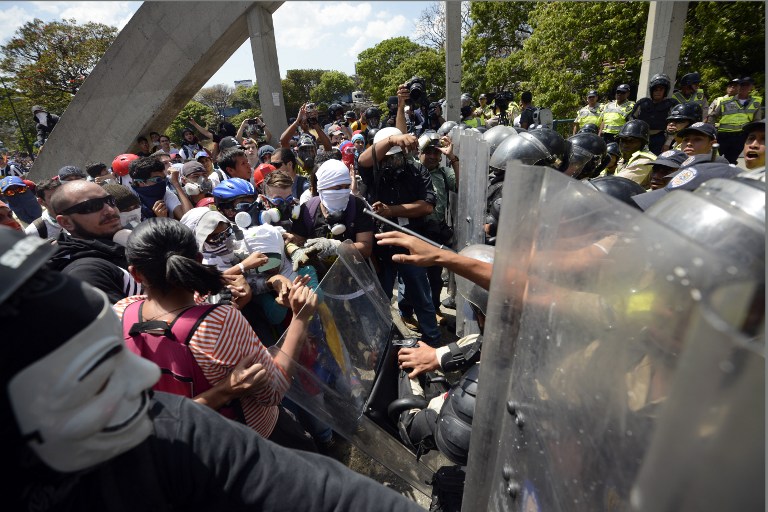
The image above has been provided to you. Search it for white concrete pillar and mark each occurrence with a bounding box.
[638,1,688,98]
[444,1,462,123]
[247,4,287,147]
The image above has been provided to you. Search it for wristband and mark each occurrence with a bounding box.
[238,263,246,275]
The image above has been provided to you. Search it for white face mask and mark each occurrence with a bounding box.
[119,208,142,228]
[319,189,350,214]
[8,292,160,473]
[203,236,235,257]
[36,112,47,125]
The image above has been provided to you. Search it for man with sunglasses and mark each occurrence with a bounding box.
[270,148,310,202]
[47,180,141,303]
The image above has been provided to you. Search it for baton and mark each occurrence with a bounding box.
[364,208,456,252]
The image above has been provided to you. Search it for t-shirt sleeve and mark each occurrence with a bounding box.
[290,203,311,238]
[352,196,375,234]
[415,164,437,205]
[164,189,181,213]
[61,258,138,304]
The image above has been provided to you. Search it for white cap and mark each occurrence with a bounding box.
[373,127,403,155]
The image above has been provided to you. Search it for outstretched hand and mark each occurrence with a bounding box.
[375,231,445,266]
[288,275,318,320]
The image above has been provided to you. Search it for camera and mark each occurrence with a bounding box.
[247,118,257,125]
[305,103,317,113]
[404,76,427,105]
[494,91,514,112]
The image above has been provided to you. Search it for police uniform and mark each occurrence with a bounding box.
[616,149,657,188]
[672,90,708,121]
[713,96,763,164]
[574,104,603,130]
[601,100,635,143]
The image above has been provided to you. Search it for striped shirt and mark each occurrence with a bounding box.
[114,295,290,437]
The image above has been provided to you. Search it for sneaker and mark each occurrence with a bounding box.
[401,312,419,331]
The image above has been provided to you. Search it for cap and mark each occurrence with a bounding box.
[218,136,241,151]
[351,133,365,144]
[587,90,598,97]
[728,78,741,85]
[743,120,765,134]
[327,125,343,136]
[57,165,87,180]
[31,105,45,114]
[652,149,688,169]
[185,208,230,251]
[739,76,755,85]
[616,84,630,92]
[195,196,215,209]
[181,160,206,177]
[298,134,316,148]
[195,150,210,159]
[632,162,742,211]
[344,110,356,119]
[253,163,276,187]
[1,176,26,192]
[677,122,717,140]
[257,145,275,160]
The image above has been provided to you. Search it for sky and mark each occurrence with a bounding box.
[0,1,435,87]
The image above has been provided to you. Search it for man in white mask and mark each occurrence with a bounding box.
[287,158,374,273]
[180,160,213,206]
[0,228,427,511]
[31,105,60,147]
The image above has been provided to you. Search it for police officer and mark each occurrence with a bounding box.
[630,73,679,155]
[573,90,603,135]
[706,78,740,125]
[662,102,703,152]
[672,72,708,121]
[709,77,763,164]
[615,119,657,188]
[599,84,635,144]
[474,93,493,123]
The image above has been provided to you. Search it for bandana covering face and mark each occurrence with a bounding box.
[132,180,167,219]
[6,191,42,224]
[7,291,160,472]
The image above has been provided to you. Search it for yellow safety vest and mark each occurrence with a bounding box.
[602,100,635,134]
[718,97,762,132]
[672,89,707,115]
[463,117,485,128]
[575,104,603,126]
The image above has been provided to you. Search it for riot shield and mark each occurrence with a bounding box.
[270,241,443,496]
[463,166,763,511]
[453,128,489,336]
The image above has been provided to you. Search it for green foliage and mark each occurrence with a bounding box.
[521,2,649,119]
[282,69,328,119]
[310,71,356,105]
[384,48,446,103]
[229,109,261,129]
[230,84,260,111]
[355,37,424,103]
[0,18,117,114]
[679,1,765,96]
[165,101,216,145]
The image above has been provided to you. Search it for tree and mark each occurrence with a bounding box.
[0,18,117,114]
[230,83,260,111]
[281,69,328,119]
[679,1,765,97]
[310,71,356,105]
[383,48,446,105]
[194,84,234,114]
[414,2,472,50]
[165,101,216,145]
[520,2,649,119]
[355,37,424,103]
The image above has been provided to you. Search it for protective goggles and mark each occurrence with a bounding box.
[60,195,117,215]
[207,226,233,245]
[2,186,28,196]
[266,195,296,206]
[131,176,165,185]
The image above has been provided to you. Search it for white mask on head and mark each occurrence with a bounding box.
[319,189,350,214]
[8,292,160,473]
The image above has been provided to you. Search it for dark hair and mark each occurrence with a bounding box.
[85,162,108,179]
[102,183,140,212]
[34,178,61,201]
[263,170,293,189]
[150,131,161,138]
[217,148,246,172]
[137,136,148,144]
[273,147,296,165]
[126,217,223,295]
[129,156,165,180]
[521,91,533,103]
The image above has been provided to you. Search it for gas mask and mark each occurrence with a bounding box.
[324,209,347,236]
[381,153,405,173]
[183,176,213,196]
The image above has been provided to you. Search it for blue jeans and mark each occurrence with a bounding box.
[380,260,442,347]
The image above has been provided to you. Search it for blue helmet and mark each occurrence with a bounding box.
[212,178,255,202]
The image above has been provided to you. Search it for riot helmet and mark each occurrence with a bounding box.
[489,127,567,172]
[418,131,441,153]
[578,123,600,135]
[566,133,608,180]
[366,128,380,146]
[606,142,621,157]
[617,119,650,145]
[461,93,473,107]
[437,121,458,137]
[649,73,672,95]
[679,72,701,87]
[667,102,703,123]
[455,244,494,316]
[365,106,382,129]
[328,103,344,119]
[585,175,647,207]
[482,125,517,156]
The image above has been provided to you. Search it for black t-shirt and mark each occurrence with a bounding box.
[290,195,374,241]
[520,106,535,129]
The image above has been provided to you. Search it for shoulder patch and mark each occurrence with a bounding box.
[669,167,697,188]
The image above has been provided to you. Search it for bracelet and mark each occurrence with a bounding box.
[238,263,246,275]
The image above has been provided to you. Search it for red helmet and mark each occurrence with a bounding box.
[111,153,139,177]
[195,196,215,209]
[253,163,276,187]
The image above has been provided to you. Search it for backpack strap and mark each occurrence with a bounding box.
[33,217,47,239]
[167,304,219,345]
[303,195,322,234]
[122,300,218,345]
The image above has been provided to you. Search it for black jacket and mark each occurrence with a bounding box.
[34,111,60,145]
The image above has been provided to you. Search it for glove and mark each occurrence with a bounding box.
[291,246,315,272]
[303,238,342,260]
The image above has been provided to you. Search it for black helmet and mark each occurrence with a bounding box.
[328,103,343,115]
[366,127,380,145]
[387,96,398,110]
[365,107,382,128]
[606,142,621,157]
[437,120,458,137]
[667,102,702,122]
[482,125,517,156]
[679,72,701,86]
[344,110,356,120]
[585,175,647,208]
[649,73,672,94]
[578,123,600,134]
[617,119,650,145]
[418,131,441,152]
[566,133,608,180]
[490,127,567,172]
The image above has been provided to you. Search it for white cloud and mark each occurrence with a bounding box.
[58,2,139,29]
[346,15,408,58]
[0,5,38,36]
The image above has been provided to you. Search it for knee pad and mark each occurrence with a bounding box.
[434,364,480,465]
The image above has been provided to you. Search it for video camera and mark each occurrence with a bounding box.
[404,76,428,108]
[493,91,514,112]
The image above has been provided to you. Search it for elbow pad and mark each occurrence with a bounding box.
[440,336,482,373]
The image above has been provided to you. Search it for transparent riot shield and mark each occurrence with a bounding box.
[270,241,441,496]
[453,128,489,336]
[462,166,763,511]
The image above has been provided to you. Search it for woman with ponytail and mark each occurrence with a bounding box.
[113,217,319,451]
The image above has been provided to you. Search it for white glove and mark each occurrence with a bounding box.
[303,238,342,260]
[291,246,315,272]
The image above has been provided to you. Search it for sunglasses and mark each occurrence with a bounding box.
[132,176,165,185]
[207,226,233,245]
[266,195,295,206]
[2,186,27,196]
[60,195,117,215]
[270,161,287,169]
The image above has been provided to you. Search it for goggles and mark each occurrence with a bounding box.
[207,226,233,245]
[266,195,296,206]
[60,195,117,215]
[132,176,165,185]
